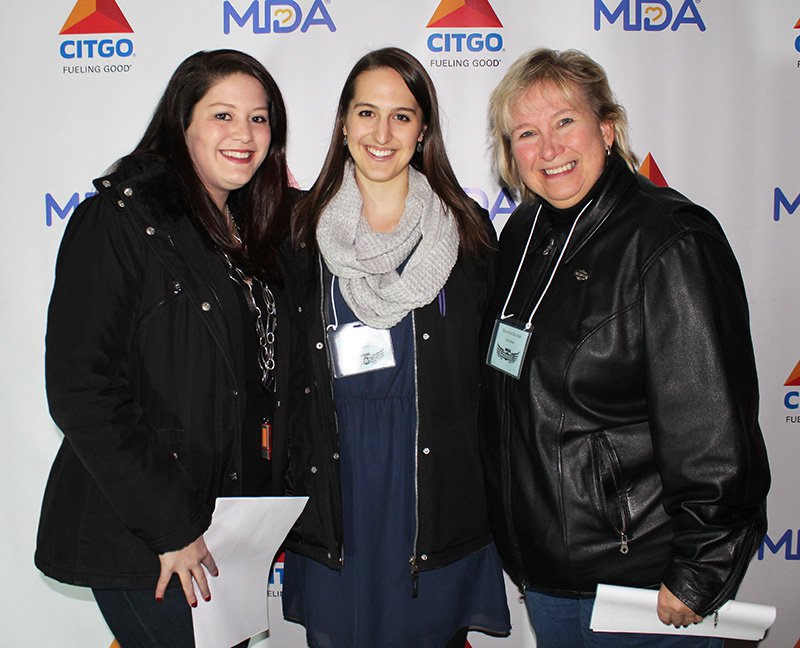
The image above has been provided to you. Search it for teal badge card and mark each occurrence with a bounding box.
[486,318,531,379]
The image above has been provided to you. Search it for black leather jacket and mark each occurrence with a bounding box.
[285,220,497,581]
[480,156,770,617]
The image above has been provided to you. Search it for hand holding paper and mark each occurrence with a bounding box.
[590,584,776,641]
[191,496,308,648]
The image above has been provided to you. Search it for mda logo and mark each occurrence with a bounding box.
[223,0,336,35]
[774,187,800,222]
[784,361,800,418]
[594,0,706,32]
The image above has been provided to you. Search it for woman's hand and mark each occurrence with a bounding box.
[155,535,219,606]
[657,585,703,627]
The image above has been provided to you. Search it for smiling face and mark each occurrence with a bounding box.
[184,73,271,210]
[509,80,614,209]
[342,67,426,193]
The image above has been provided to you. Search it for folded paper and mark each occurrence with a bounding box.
[590,584,776,641]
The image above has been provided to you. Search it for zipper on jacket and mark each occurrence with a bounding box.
[208,283,224,310]
[318,255,344,569]
[499,372,529,588]
[409,555,420,597]
[699,521,764,616]
[594,433,632,555]
[516,234,559,324]
[409,311,422,598]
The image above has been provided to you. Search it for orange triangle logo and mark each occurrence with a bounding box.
[785,361,800,386]
[638,153,668,187]
[794,18,800,28]
[59,0,133,35]
[427,0,503,28]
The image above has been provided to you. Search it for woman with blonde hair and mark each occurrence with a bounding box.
[481,47,769,648]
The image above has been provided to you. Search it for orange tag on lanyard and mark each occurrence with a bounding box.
[261,419,272,460]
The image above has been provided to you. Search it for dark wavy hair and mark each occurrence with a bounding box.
[292,47,491,256]
[125,49,291,281]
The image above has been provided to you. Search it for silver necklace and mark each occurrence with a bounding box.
[220,207,277,391]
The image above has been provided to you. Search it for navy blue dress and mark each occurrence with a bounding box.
[283,279,510,648]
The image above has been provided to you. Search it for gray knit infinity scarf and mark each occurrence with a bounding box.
[316,164,459,329]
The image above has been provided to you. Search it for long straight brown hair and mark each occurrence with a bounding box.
[292,47,491,256]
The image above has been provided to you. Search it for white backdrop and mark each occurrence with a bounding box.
[1,1,798,646]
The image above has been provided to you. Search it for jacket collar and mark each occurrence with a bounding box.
[523,155,636,263]
[93,157,187,230]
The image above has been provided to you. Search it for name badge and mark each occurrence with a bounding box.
[486,318,531,379]
[327,321,396,378]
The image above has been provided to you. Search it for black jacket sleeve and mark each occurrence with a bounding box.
[641,224,770,616]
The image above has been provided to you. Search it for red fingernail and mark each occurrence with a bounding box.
[204,595,211,602]
[155,596,163,603]
[191,601,198,608]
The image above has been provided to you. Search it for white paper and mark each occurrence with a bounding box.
[590,584,776,641]
[191,496,308,648]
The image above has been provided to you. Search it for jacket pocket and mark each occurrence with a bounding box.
[590,430,632,554]
[136,279,183,328]
[590,422,662,556]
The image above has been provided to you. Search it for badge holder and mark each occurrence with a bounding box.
[325,276,396,379]
[486,318,531,379]
[328,321,396,378]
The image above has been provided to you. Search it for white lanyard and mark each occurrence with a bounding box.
[326,274,339,331]
[499,199,593,330]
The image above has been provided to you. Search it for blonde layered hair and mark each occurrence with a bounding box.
[489,48,638,200]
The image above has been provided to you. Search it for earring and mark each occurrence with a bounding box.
[343,134,348,147]
[416,140,423,153]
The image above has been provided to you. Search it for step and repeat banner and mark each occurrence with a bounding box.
[1,1,798,646]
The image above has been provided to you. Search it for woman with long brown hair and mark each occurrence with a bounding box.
[282,47,510,648]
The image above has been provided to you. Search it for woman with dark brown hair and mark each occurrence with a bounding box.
[282,47,510,648]
[35,49,300,648]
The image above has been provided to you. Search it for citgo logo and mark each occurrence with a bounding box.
[784,361,800,420]
[426,0,504,69]
[638,153,668,187]
[427,0,501,28]
[795,18,800,51]
[60,0,133,34]
[59,0,135,73]
[794,17,800,66]
[594,0,706,32]
[223,0,336,35]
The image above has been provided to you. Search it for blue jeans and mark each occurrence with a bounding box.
[523,590,724,648]
[92,588,250,648]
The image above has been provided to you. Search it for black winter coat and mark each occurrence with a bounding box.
[35,159,300,589]
[285,217,497,580]
[480,156,770,617]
